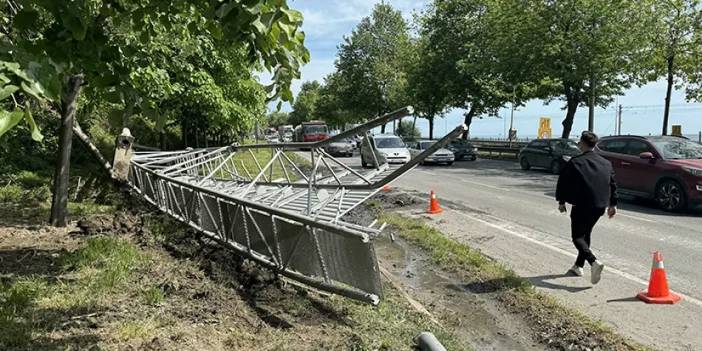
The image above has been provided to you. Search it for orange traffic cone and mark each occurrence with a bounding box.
[636,251,681,304]
[427,190,443,214]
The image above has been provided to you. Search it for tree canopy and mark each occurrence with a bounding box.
[289,80,322,126]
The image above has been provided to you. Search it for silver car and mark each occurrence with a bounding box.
[408,140,455,166]
[325,138,355,157]
[360,134,411,168]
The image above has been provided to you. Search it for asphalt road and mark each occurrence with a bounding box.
[330,152,702,350]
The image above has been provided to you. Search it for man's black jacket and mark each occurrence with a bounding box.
[556,151,618,209]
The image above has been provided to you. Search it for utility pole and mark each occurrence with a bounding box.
[617,104,623,135]
[588,77,595,132]
[508,85,516,147]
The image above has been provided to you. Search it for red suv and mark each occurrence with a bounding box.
[595,135,702,211]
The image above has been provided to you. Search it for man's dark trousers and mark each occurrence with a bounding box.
[570,206,605,267]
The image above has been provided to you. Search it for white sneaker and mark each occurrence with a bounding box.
[567,265,584,276]
[591,261,605,284]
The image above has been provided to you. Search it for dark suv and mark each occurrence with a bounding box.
[448,139,479,161]
[596,135,702,211]
[519,138,581,174]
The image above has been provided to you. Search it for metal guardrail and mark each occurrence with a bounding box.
[127,106,468,304]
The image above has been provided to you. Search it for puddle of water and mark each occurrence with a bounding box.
[375,236,543,351]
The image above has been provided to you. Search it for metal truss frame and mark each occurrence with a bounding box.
[128,106,468,304]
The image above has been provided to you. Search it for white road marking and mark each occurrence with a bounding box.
[405,193,702,308]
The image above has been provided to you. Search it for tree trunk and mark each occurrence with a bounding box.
[663,55,674,136]
[428,115,434,140]
[73,121,111,172]
[462,107,476,140]
[380,124,386,134]
[50,74,84,227]
[561,97,579,139]
[159,131,166,150]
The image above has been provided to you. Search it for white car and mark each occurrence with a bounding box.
[360,134,410,168]
[407,140,455,166]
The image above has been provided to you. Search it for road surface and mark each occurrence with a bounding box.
[329,153,702,350]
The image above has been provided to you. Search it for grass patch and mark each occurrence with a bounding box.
[380,211,652,351]
[380,212,528,291]
[329,286,472,350]
[116,319,158,341]
[141,286,166,306]
[62,237,147,294]
[0,276,49,347]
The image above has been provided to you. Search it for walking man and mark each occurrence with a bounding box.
[556,131,618,284]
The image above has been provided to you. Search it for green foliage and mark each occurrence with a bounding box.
[488,0,647,137]
[289,80,322,126]
[267,111,290,128]
[0,0,308,141]
[417,0,513,137]
[322,3,413,126]
[396,120,421,140]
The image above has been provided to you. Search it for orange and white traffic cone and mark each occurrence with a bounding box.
[427,190,443,214]
[636,251,681,304]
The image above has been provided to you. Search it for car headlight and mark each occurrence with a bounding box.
[472,147,478,152]
[683,166,702,177]
[562,155,572,161]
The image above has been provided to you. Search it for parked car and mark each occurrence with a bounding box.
[448,139,479,161]
[360,134,410,167]
[280,131,293,142]
[407,140,455,166]
[325,138,355,157]
[595,135,702,211]
[519,138,581,174]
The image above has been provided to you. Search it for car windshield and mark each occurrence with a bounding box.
[303,125,327,134]
[418,142,435,150]
[650,138,702,159]
[375,137,405,148]
[551,140,579,151]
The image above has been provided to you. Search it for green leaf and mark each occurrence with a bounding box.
[105,90,123,104]
[23,105,43,142]
[107,109,123,130]
[0,85,19,101]
[27,60,61,101]
[61,13,86,40]
[0,109,26,139]
[13,9,39,31]
[20,81,43,101]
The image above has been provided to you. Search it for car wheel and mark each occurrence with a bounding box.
[520,157,531,170]
[471,155,477,161]
[550,160,562,174]
[656,180,687,211]
[447,162,454,166]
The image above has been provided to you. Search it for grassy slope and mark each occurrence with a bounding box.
[0,159,470,350]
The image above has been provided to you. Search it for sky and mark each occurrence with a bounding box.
[265,0,702,140]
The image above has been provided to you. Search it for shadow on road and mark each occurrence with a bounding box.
[606,296,640,303]
[525,274,592,293]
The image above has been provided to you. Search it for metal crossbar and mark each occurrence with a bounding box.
[127,106,468,304]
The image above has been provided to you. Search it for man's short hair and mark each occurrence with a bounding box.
[580,131,598,148]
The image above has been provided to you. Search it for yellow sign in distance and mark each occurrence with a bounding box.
[672,125,682,136]
[538,117,552,139]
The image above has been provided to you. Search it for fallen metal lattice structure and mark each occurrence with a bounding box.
[127,106,467,304]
